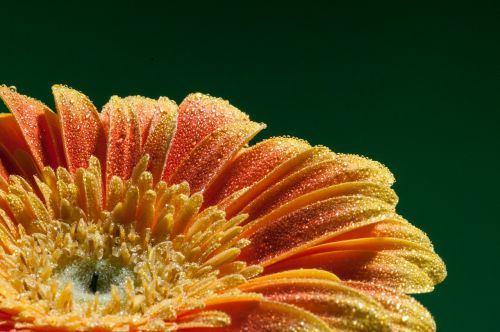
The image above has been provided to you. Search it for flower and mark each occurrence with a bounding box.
[0,84,446,332]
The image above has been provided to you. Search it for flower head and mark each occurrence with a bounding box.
[0,85,446,331]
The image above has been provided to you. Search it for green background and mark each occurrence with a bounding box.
[1,1,498,330]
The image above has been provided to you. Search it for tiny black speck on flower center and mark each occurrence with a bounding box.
[90,271,99,294]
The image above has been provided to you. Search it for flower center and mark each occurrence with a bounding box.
[55,258,134,303]
[0,156,262,331]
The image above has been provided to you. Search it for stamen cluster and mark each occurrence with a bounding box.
[0,156,262,331]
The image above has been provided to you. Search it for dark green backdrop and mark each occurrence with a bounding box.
[1,1,498,331]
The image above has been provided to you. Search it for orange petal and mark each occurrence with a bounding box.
[163,93,249,181]
[237,181,397,241]
[102,96,141,183]
[0,114,29,160]
[0,157,8,181]
[279,237,446,290]
[0,114,39,180]
[221,145,335,218]
[42,109,67,168]
[52,85,106,173]
[264,250,435,294]
[0,171,7,193]
[203,137,310,207]
[0,86,59,170]
[185,296,332,331]
[142,97,178,183]
[347,281,436,331]
[236,193,396,266]
[169,121,265,193]
[240,275,391,331]
[0,311,15,331]
[328,217,432,248]
[121,96,162,148]
[241,154,396,221]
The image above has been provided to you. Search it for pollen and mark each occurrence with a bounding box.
[0,156,262,331]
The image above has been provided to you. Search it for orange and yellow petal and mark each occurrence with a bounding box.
[203,137,311,207]
[263,246,441,294]
[241,271,391,331]
[347,281,436,331]
[183,295,332,332]
[236,194,396,265]
[221,145,335,218]
[239,154,395,221]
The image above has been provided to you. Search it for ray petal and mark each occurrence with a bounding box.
[236,194,396,265]
[43,109,67,168]
[327,217,433,248]
[142,97,178,183]
[347,281,436,332]
[264,250,436,294]
[240,154,396,221]
[0,86,62,170]
[163,93,249,181]
[0,311,15,331]
[121,95,161,148]
[186,296,332,331]
[273,237,446,291]
[52,85,106,173]
[102,96,141,183]
[240,275,391,331]
[169,121,265,193]
[203,137,311,207]
[0,114,39,180]
[221,145,335,218]
[0,158,8,181]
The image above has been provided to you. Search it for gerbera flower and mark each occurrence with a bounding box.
[0,85,446,332]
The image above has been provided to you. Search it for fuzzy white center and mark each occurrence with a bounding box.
[55,259,134,304]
